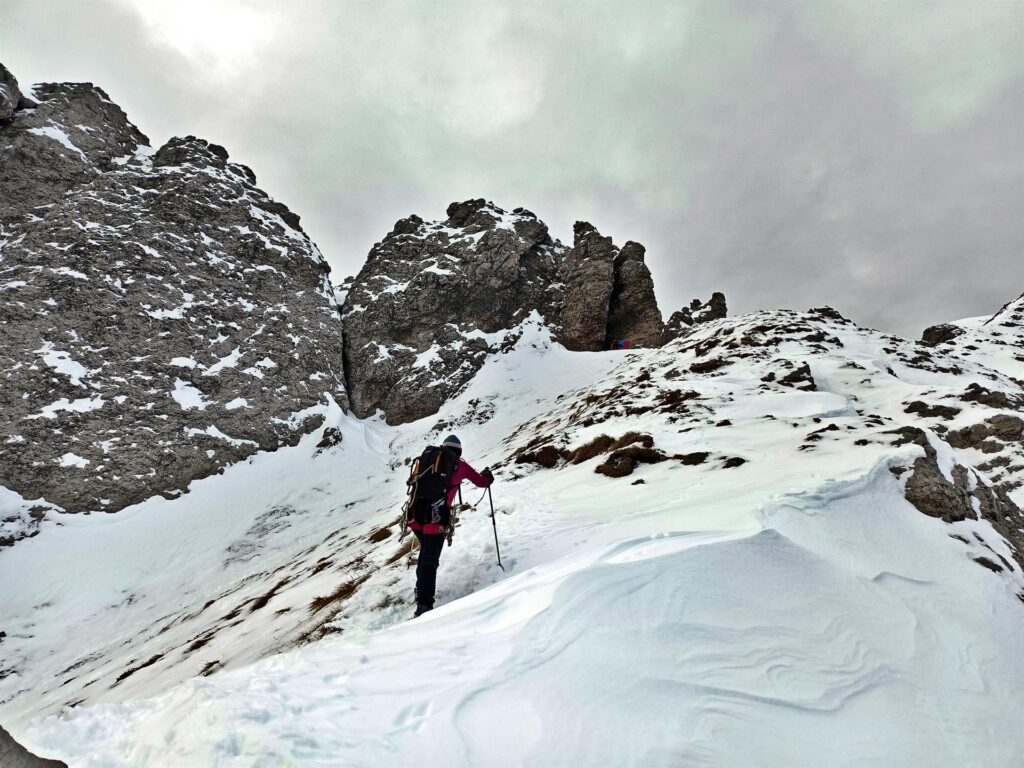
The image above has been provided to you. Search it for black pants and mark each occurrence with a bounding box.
[414,531,445,608]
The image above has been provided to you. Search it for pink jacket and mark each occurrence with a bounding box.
[447,459,491,506]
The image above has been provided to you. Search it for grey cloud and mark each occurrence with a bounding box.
[2,0,1022,336]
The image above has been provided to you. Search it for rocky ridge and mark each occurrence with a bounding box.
[502,304,1024,583]
[342,198,724,424]
[0,63,346,535]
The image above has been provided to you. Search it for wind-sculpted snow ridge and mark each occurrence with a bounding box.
[0,63,346,536]
[5,302,1024,766]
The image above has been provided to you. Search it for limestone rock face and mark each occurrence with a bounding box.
[607,241,663,347]
[0,63,21,122]
[0,79,147,232]
[664,292,728,340]
[0,63,346,524]
[560,221,616,352]
[342,199,563,424]
[343,208,719,423]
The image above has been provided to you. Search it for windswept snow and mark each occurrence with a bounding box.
[5,309,1024,767]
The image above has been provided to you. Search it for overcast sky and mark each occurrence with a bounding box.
[3,0,1023,336]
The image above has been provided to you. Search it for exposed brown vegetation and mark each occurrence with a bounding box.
[310,558,334,575]
[608,432,654,451]
[569,434,615,464]
[309,573,372,615]
[596,446,668,478]
[199,661,223,677]
[187,633,215,653]
[690,358,728,374]
[515,445,567,468]
[677,452,709,465]
[656,389,701,413]
[386,538,416,565]
[250,577,292,613]
[113,653,164,686]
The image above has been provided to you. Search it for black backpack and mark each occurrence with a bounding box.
[406,445,460,526]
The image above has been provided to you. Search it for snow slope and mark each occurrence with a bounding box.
[4,309,1024,766]
[950,291,1024,381]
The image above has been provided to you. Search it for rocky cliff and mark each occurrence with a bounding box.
[0,63,346,535]
[341,200,564,424]
[342,198,722,424]
[0,62,727,527]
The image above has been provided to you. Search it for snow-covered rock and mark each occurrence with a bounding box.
[343,201,679,424]
[0,63,346,525]
[342,199,564,424]
[664,291,728,339]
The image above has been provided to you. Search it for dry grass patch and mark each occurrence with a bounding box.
[569,435,614,464]
[309,573,372,615]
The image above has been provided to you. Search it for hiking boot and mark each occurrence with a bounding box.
[414,604,432,617]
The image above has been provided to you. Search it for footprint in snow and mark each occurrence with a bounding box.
[392,700,431,733]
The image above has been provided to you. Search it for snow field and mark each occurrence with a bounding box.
[4,310,1024,766]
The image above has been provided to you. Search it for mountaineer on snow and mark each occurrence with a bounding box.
[404,435,493,617]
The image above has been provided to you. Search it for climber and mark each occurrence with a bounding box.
[610,338,633,350]
[404,435,493,617]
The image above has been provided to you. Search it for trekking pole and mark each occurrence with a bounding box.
[487,486,504,571]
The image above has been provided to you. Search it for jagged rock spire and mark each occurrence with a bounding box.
[607,240,664,348]
[560,222,617,351]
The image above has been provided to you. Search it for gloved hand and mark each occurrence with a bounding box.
[481,467,494,485]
